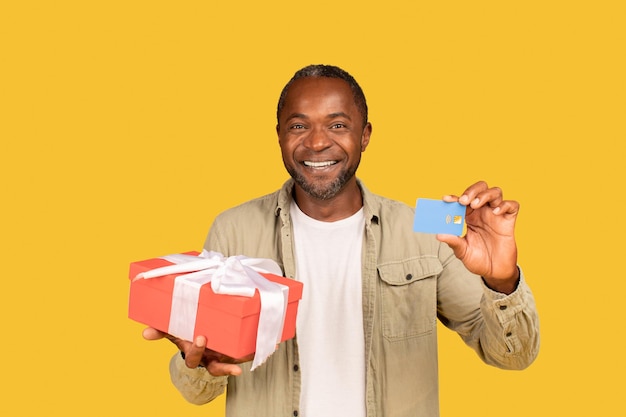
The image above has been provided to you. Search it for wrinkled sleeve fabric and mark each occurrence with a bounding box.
[437,244,540,370]
[475,270,540,369]
[169,353,228,404]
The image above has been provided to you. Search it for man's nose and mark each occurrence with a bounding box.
[303,127,332,151]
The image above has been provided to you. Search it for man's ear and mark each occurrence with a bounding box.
[361,122,372,152]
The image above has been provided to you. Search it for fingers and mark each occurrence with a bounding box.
[459,181,499,208]
[446,181,519,216]
[183,336,207,368]
[442,181,487,203]
[184,336,249,376]
[143,329,249,377]
[491,199,520,216]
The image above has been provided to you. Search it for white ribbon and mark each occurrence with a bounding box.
[135,250,287,370]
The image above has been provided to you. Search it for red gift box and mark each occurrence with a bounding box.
[128,252,303,360]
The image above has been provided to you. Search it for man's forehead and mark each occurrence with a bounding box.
[283,77,354,107]
[289,76,350,91]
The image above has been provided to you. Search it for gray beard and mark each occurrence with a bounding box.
[286,164,358,201]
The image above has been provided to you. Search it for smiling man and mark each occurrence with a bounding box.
[277,74,371,219]
[143,65,540,417]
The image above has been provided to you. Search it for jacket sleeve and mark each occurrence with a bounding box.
[169,353,228,404]
[473,270,540,369]
[437,245,540,370]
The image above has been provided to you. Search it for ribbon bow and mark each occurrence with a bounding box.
[135,250,287,370]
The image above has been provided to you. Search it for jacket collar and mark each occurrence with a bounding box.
[275,178,380,226]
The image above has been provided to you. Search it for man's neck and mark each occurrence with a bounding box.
[293,182,363,222]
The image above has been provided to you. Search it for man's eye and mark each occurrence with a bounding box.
[290,124,305,130]
[331,123,346,129]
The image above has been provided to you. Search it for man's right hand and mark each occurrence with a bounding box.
[142,327,253,376]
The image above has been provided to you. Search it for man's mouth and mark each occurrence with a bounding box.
[303,160,338,168]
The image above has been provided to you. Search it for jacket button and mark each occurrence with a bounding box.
[293,364,299,372]
[499,305,508,310]
[293,411,299,416]
[405,273,413,280]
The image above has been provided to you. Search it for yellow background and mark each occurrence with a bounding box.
[2,1,624,416]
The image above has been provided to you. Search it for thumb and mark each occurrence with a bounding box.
[436,234,466,259]
[142,327,166,341]
[206,361,243,377]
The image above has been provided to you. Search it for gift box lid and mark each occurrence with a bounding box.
[129,252,303,318]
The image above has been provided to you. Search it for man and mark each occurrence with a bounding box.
[143,64,540,417]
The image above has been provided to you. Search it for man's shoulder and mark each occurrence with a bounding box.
[360,183,415,220]
[371,192,413,211]
[373,194,415,227]
[205,186,287,256]
[215,188,282,223]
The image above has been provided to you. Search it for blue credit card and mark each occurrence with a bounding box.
[413,198,466,236]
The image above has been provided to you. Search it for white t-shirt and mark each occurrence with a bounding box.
[290,201,366,417]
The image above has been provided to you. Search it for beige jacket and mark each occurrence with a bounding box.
[169,179,540,417]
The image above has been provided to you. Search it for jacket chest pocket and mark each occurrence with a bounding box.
[377,257,442,341]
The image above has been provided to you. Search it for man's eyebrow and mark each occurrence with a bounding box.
[327,112,352,120]
[284,112,352,122]
[285,113,308,122]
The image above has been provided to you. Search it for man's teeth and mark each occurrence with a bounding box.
[304,161,337,167]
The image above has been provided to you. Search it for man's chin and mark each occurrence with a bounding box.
[287,166,357,201]
[291,176,341,200]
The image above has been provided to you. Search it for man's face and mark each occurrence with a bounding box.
[277,77,371,201]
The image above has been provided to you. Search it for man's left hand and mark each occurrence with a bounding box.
[437,181,520,294]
